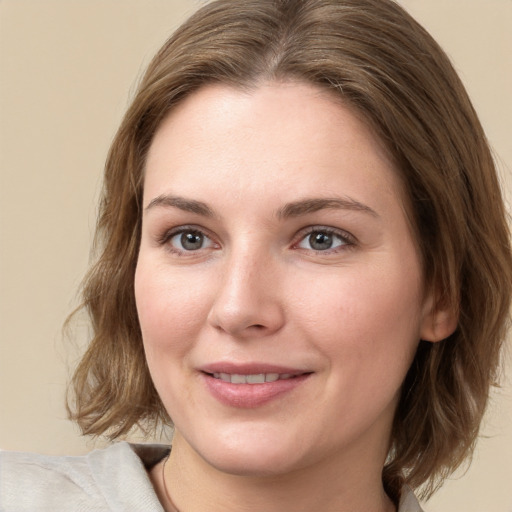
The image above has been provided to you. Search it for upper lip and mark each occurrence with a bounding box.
[199,362,310,376]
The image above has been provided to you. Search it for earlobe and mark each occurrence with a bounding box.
[420,296,458,343]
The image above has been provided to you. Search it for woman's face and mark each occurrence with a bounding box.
[135,82,437,477]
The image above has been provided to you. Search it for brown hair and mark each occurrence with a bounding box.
[68,0,512,499]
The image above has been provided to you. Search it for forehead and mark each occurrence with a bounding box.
[143,81,406,218]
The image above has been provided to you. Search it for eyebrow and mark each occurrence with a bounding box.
[277,197,379,219]
[145,195,214,217]
[144,194,378,219]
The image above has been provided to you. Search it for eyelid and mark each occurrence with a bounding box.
[292,225,357,252]
[157,225,219,254]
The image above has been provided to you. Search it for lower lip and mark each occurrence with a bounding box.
[202,373,311,408]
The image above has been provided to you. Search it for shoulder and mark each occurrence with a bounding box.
[0,446,106,511]
[0,442,169,512]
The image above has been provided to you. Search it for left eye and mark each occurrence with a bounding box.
[297,230,349,251]
[169,230,214,251]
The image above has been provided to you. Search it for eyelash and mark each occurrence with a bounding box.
[294,226,356,253]
[157,225,216,256]
[157,225,356,256]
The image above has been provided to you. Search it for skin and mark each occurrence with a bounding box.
[136,82,453,512]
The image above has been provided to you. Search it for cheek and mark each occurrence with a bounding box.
[297,257,424,370]
[134,261,211,359]
[134,260,213,415]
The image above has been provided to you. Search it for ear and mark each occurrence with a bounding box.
[419,293,458,343]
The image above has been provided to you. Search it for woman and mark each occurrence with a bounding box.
[1,0,510,511]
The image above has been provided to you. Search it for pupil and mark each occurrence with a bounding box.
[181,232,203,250]
[310,232,332,250]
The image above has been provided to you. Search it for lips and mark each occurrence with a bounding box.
[200,363,312,408]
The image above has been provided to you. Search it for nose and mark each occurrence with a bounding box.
[207,248,285,339]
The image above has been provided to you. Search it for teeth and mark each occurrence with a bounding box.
[246,374,265,384]
[211,372,294,384]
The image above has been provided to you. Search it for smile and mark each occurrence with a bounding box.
[211,372,296,384]
[202,369,312,408]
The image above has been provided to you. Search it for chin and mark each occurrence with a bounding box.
[189,424,307,477]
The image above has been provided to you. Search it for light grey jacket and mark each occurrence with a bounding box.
[0,442,424,511]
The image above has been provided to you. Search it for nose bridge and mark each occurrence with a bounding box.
[208,239,284,337]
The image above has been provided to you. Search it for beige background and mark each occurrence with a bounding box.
[0,1,511,511]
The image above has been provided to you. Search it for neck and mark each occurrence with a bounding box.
[155,431,395,512]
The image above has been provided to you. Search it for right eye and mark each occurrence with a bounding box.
[166,228,215,253]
